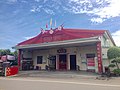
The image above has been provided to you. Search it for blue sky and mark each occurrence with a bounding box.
[0,0,120,50]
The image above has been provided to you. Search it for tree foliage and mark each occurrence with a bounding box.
[107,46,120,69]
[0,49,17,56]
[107,47,120,60]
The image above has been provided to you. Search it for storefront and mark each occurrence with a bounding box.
[15,28,115,73]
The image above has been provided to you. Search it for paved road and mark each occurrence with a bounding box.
[0,77,120,90]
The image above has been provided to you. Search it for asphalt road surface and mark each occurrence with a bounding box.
[0,77,120,90]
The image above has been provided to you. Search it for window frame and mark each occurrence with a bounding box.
[37,56,43,64]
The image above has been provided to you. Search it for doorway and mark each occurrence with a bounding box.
[86,54,95,72]
[70,55,76,70]
[48,56,56,70]
[59,54,67,70]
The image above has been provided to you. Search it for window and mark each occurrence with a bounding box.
[37,56,43,64]
[86,54,95,58]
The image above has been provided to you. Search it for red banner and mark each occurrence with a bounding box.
[5,66,18,76]
[97,42,103,73]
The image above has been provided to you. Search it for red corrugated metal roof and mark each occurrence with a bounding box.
[17,28,106,46]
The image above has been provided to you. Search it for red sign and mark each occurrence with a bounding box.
[97,42,103,73]
[5,66,19,76]
[87,58,95,66]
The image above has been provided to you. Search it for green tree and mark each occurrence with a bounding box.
[0,49,2,55]
[0,49,6,55]
[12,50,18,59]
[4,49,11,55]
[0,49,11,55]
[107,46,120,69]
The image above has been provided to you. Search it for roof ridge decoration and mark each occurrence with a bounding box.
[49,29,54,34]
[41,25,63,35]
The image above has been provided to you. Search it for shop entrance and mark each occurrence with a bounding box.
[48,56,56,70]
[70,55,76,70]
[22,60,33,70]
[86,54,95,72]
[59,54,67,70]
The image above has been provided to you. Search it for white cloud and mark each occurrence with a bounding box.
[112,30,120,46]
[30,5,55,15]
[7,0,17,3]
[29,0,120,23]
[91,0,120,18]
[30,6,42,12]
[21,0,28,3]
[34,0,48,3]
[90,17,105,23]
[34,0,41,2]
[68,0,120,23]
[30,9,36,12]
[43,0,48,3]
[43,8,55,15]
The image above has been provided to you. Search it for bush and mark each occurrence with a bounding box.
[113,69,120,76]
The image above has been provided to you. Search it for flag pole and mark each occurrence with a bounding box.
[54,20,56,28]
[50,18,52,29]
[46,23,48,30]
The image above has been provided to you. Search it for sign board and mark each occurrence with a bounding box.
[97,42,103,73]
[57,48,67,53]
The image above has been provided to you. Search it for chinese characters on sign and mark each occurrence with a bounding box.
[97,42,103,73]
[57,48,67,53]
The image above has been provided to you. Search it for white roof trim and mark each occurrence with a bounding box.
[15,36,100,49]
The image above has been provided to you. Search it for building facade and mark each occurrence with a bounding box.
[15,28,115,73]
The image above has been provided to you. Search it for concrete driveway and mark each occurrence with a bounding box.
[16,70,99,79]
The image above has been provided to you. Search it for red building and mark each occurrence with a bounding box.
[15,27,115,73]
